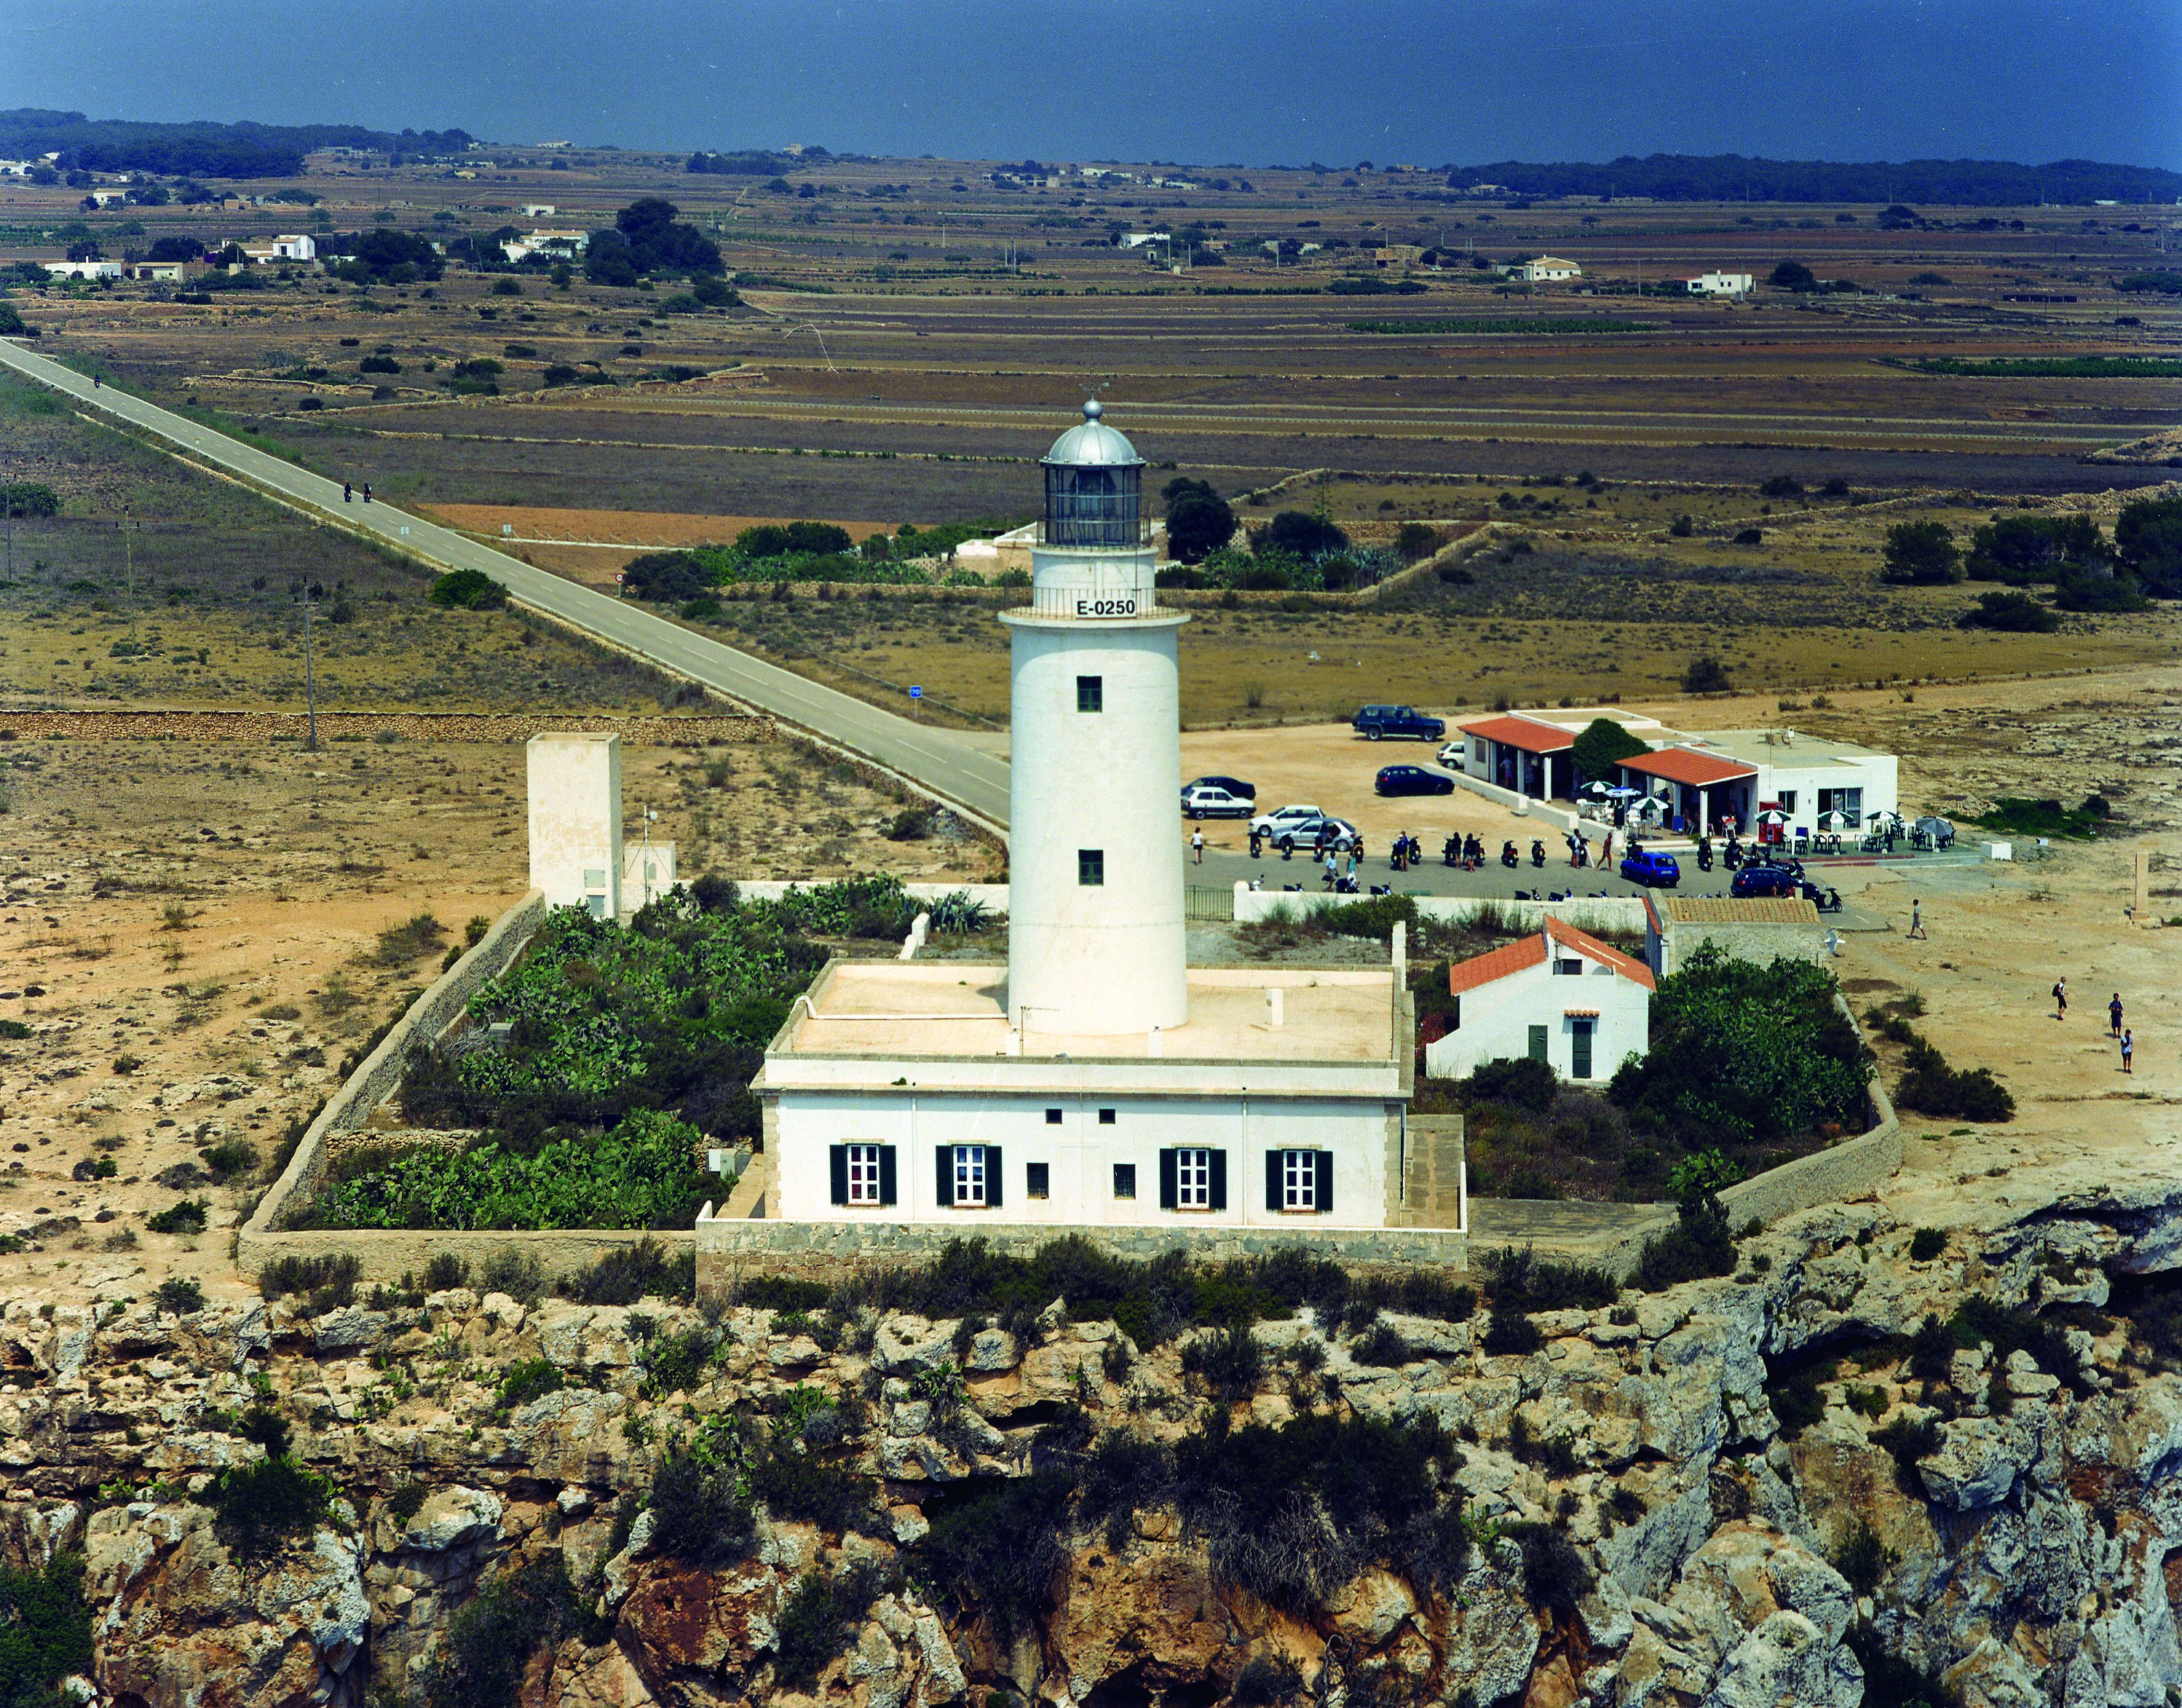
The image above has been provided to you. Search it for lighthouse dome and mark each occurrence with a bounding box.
[1041,398,1144,469]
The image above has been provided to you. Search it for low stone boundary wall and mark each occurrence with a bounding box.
[1234,886,1648,938]
[730,881,1009,913]
[1447,770,1581,834]
[0,709,775,745]
[693,1216,1465,1297]
[1467,994,1901,1279]
[240,890,548,1268]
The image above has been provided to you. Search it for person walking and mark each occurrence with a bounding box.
[1345,848,1357,881]
[1600,829,1614,869]
[2121,1029,2134,1074]
[2109,993,2124,1037]
[1190,829,1204,865]
[1324,848,1337,886]
[2052,976,2068,1020]
[343,481,353,503]
[1908,899,1926,941]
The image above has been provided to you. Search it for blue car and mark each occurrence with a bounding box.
[1621,850,1680,888]
[1731,863,1799,899]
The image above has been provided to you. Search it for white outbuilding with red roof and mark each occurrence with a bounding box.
[1423,917,1655,1086]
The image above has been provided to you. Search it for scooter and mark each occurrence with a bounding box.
[1530,840,1546,868]
[1249,831,1264,860]
[1330,874,1360,894]
[1501,841,1519,869]
[1368,884,1394,898]
[1443,834,1462,867]
[1696,836,1714,873]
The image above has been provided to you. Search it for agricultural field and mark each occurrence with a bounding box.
[3,143,2176,728]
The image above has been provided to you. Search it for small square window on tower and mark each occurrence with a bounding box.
[1076,674,1103,713]
[1078,849,1105,887]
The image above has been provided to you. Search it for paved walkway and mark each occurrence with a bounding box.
[0,339,1011,830]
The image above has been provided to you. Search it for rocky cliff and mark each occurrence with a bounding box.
[11,1179,2182,1708]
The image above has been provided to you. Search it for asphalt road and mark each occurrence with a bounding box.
[0,339,1012,830]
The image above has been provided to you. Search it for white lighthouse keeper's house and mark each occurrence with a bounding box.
[751,404,1445,1235]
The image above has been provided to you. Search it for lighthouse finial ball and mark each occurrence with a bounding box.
[1083,398,1101,420]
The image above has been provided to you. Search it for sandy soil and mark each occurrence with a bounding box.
[0,732,984,1310]
[420,504,897,547]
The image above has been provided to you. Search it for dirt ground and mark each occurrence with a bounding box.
[0,732,987,1310]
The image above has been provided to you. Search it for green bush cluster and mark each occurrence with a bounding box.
[0,1554,94,1702]
[1608,946,1872,1157]
[1892,1029,2015,1123]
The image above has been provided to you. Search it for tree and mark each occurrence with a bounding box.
[1571,716,1649,783]
[2114,494,2182,598]
[586,199,721,284]
[1879,520,1960,585]
[621,552,711,603]
[1682,655,1732,695]
[1768,261,1817,292]
[783,521,852,556]
[1956,590,2058,633]
[1259,510,1348,558]
[146,234,202,262]
[1394,521,1439,561]
[1163,479,1236,564]
[1876,204,1919,229]
[427,569,507,610]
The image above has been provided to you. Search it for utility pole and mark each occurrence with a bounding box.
[2,448,12,583]
[640,804,659,908]
[300,582,319,751]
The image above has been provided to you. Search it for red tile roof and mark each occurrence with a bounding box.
[1445,919,1656,996]
[1544,917,1658,990]
[1620,747,1757,788]
[1455,715,1573,754]
[1447,933,1547,995]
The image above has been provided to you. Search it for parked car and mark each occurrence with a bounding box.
[1250,804,1360,853]
[1351,704,1447,742]
[1435,740,1468,772]
[1185,774,1254,802]
[1620,850,1681,888]
[1375,764,1457,798]
[1180,784,1252,820]
[1731,863,1799,899]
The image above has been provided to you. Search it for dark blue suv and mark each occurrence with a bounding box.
[1621,850,1680,888]
[1352,704,1447,742]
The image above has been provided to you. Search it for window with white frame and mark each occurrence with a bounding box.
[846,1144,883,1205]
[1281,1150,1316,1211]
[1174,1147,1211,1209]
[952,1144,987,1207]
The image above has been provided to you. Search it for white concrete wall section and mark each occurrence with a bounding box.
[1755,754,1899,827]
[1447,767,1580,831]
[732,882,1009,912]
[1233,886,1648,938]
[771,1089,1394,1228]
[1422,957,1648,1083]
[526,732,622,915]
[1004,603,1187,1036]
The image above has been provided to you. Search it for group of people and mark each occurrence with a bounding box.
[1564,828,1616,869]
[2052,981,2135,1074]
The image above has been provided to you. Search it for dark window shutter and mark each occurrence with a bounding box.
[936,1145,952,1207]
[1266,1150,1283,1211]
[829,1145,848,1206]
[987,1146,1003,1209]
[1315,1150,1335,1214]
[1208,1148,1227,1211]
[1158,1148,1178,1210]
[878,1146,897,1207]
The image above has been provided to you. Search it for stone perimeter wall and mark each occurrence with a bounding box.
[694,1216,1467,1300]
[239,890,557,1276]
[1234,887,1648,938]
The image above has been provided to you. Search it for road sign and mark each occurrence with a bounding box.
[399,526,410,537]
[614,572,625,584]
[909,687,922,700]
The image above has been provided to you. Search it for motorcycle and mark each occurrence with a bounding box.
[1329,874,1360,894]
[1530,840,1546,868]
[1806,885,1843,914]
[1501,841,1519,869]
[1248,831,1264,860]
[1696,835,1714,873]
[1465,835,1485,870]
[1443,834,1462,868]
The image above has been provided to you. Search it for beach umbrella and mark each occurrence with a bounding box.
[1867,809,1902,828]
[1819,810,1852,830]
[1581,780,1612,797]
[1758,807,1789,826]
[1605,785,1644,799]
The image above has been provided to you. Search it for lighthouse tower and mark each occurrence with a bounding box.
[1002,402,1188,1038]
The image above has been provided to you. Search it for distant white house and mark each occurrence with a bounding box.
[1686,270,1754,297]
[1118,231,1170,250]
[1522,255,1582,282]
[1422,918,1654,1085]
[85,189,128,209]
[124,261,186,281]
[41,260,123,280]
[270,234,317,261]
[520,202,557,218]
[0,160,32,178]
[502,228,588,264]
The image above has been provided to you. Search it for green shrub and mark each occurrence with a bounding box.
[739,1275,832,1313]
[558,1238,694,1304]
[749,1440,881,1535]
[0,1553,93,1702]
[1846,1622,1961,1708]
[210,1456,333,1557]
[1681,655,1732,694]
[1351,1321,1413,1367]
[1481,1245,1617,1311]
[922,1473,1073,1633]
[422,1252,471,1292]
[1908,1227,1947,1262]
[1181,1324,1265,1400]
[427,568,508,609]
[1872,1415,1941,1493]
[1957,590,2058,632]
[1463,1056,1559,1114]
[1830,1518,1894,1597]
[258,1251,358,1307]
[146,1198,209,1235]
[774,1567,885,1689]
[418,1557,579,1708]
[1511,1523,1593,1615]
[154,1277,206,1314]
[202,1139,258,1182]
[494,1358,563,1413]
[387,1479,429,1527]
[1764,1348,1836,1438]
[1481,1308,1542,1356]
[648,1447,754,1566]
[1907,1312,1955,1383]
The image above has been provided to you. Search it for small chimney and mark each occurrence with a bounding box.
[1265,987,1284,1028]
